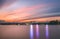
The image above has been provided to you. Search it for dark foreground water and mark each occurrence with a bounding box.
[0,25,60,39]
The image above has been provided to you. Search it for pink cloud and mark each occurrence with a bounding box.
[0,4,52,21]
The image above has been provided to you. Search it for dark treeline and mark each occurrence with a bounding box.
[32,20,60,25]
[25,20,60,25]
[0,20,60,25]
[48,20,60,25]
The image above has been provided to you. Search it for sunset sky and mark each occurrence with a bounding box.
[0,0,60,22]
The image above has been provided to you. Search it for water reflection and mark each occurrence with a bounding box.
[46,24,49,39]
[30,25,34,39]
[30,24,49,39]
[36,24,39,39]
[0,25,60,39]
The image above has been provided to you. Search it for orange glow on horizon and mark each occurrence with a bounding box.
[0,4,48,20]
[0,4,60,22]
[2,16,60,22]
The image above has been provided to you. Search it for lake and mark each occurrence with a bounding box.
[0,25,60,39]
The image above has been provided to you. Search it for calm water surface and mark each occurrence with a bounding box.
[0,25,60,39]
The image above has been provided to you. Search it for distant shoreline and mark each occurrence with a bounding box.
[0,23,60,25]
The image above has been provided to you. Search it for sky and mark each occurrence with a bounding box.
[0,0,60,22]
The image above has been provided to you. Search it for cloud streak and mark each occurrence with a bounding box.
[0,0,60,22]
[0,0,17,8]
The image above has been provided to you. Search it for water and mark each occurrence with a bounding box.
[0,25,60,39]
